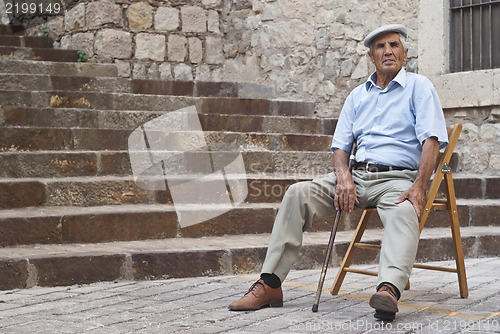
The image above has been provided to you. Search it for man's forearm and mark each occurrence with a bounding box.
[333,148,350,177]
[413,137,440,191]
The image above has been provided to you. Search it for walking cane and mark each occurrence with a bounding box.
[312,143,357,312]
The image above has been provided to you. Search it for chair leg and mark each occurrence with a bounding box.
[330,210,373,295]
[445,174,468,298]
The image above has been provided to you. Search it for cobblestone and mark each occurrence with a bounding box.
[0,258,498,333]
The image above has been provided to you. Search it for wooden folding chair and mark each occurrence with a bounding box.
[330,124,468,298]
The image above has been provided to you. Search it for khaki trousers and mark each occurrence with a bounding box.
[261,169,420,294]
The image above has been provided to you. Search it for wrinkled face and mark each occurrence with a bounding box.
[368,32,408,76]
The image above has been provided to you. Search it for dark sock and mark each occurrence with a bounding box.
[376,282,401,300]
[260,273,281,288]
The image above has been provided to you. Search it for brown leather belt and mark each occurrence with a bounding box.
[354,162,413,173]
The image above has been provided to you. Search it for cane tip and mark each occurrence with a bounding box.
[312,304,318,312]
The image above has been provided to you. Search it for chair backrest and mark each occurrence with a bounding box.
[418,124,462,231]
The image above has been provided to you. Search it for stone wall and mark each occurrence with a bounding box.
[446,107,500,175]
[218,0,419,117]
[44,0,223,82]
[28,0,419,118]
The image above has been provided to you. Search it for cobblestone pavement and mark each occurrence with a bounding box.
[0,257,498,334]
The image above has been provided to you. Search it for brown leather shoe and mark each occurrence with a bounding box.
[369,284,399,321]
[228,279,283,311]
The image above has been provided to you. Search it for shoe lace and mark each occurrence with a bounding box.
[245,280,267,298]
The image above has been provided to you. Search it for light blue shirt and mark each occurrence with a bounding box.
[331,68,448,170]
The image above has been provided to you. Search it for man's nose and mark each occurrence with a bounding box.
[383,44,393,55]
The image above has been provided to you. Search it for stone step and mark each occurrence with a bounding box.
[0,59,119,77]
[1,106,336,135]
[0,74,277,100]
[0,74,131,93]
[0,45,78,62]
[0,34,53,48]
[0,198,498,246]
[0,25,25,35]
[132,79,276,99]
[0,174,498,209]
[0,150,334,178]
[0,90,315,116]
[0,225,498,290]
[0,126,332,152]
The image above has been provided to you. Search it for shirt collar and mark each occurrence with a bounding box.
[365,67,407,90]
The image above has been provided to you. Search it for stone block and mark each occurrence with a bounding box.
[46,179,150,207]
[205,36,223,64]
[201,97,270,115]
[31,48,79,62]
[447,177,483,199]
[279,134,331,151]
[0,181,46,209]
[231,247,266,274]
[115,60,131,78]
[173,63,193,80]
[470,204,500,227]
[0,127,71,151]
[135,33,165,61]
[0,152,98,178]
[180,207,276,237]
[132,79,194,96]
[64,2,86,31]
[273,100,315,117]
[132,250,229,279]
[476,235,500,256]
[31,255,125,287]
[167,34,187,62]
[73,128,132,150]
[100,152,132,176]
[181,6,206,33]
[0,259,29,290]
[95,29,133,59]
[61,211,178,243]
[159,63,173,80]
[195,81,237,97]
[199,114,264,134]
[128,2,153,30]
[486,178,500,199]
[207,10,220,32]
[155,7,180,31]
[188,37,203,64]
[424,205,470,228]
[237,82,275,99]
[0,216,62,246]
[61,32,95,57]
[202,0,220,6]
[86,0,122,29]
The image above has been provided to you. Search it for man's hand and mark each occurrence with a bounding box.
[333,149,358,213]
[395,185,426,220]
[334,170,358,213]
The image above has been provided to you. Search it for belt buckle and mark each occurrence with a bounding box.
[365,162,372,172]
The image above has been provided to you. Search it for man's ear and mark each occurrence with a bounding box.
[368,51,375,64]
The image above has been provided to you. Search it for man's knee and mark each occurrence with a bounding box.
[395,200,418,220]
[284,181,314,200]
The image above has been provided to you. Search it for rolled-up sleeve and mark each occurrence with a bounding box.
[414,78,449,149]
[331,92,355,153]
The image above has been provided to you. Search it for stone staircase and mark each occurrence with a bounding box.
[0,28,499,291]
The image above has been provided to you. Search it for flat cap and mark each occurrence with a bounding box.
[363,24,407,48]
